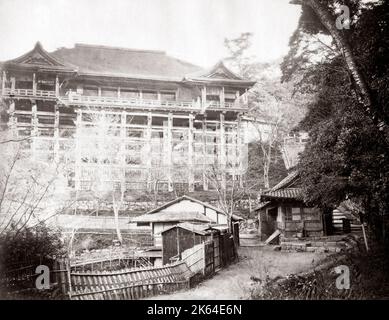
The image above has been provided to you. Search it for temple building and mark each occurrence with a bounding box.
[0,42,255,193]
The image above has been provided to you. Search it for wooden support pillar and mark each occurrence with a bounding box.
[167,112,173,192]
[55,75,59,97]
[74,110,82,190]
[32,73,36,95]
[244,89,248,106]
[10,77,15,91]
[201,86,207,112]
[118,87,121,98]
[54,104,60,163]
[202,116,208,191]
[120,111,127,194]
[220,87,225,108]
[31,101,38,160]
[7,100,16,138]
[188,113,194,192]
[237,114,243,188]
[219,112,226,190]
[98,87,102,97]
[235,90,240,107]
[139,90,143,100]
[146,112,152,191]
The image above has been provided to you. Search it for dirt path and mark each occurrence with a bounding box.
[149,246,329,300]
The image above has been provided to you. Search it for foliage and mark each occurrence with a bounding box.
[224,33,311,189]
[0,134,73,237]
[283,0,389,240]
[252,244,389,299]
[0,222,64,271]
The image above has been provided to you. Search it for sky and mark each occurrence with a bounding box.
[0,0,301,68]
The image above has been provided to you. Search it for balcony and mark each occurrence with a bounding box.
[206,100,247,111]
[1,88,56,99]
[1,88,247,111]
[59,93,199,110]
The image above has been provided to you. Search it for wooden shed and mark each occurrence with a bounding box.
[255,171,324,242]
[131,195,243,247]
[160,223,220,265]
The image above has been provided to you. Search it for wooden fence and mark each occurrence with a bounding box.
[181,243,205,274]
[67,261,192,300]
[1,233,237,299]
[180,236,235,278]
[0,258,56,294]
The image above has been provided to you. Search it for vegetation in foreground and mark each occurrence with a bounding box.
[252,242,389,300]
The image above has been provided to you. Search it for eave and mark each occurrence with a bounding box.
[76,71,185,84]
[2,62,77,74]
[183,77,256,88]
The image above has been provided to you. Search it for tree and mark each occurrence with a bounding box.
[77,110,126,243]
[289,0,389,139]
[0,130,73,238]
[224,33,309,188]
[284,0,389,242]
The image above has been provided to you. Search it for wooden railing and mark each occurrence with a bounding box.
[1,88,56,98]
[60,94,198,110]
[1,88,247,110]
[207,100,244,110]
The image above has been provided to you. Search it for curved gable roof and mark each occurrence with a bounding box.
[51,43,203,80]
[4,42,76,72]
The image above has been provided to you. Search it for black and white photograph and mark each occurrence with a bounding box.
[0,0,388,306]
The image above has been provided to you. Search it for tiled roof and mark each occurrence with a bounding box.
[254,201,272,211]
[51,43,203,80]
[271,171,300,191]
[131,211,213,223]
[261,188,303,201]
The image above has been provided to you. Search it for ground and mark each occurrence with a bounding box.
[149,246,329,300]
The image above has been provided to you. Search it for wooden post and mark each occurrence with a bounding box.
[167,113,173,192]
[237,114,243,188]
[118,87,121,98]
[201,86,207,112]
[220,87,225,108]
[202,116,208,191]
[32,73,36,95]
[120,111,127,193]
[10,77,15,91]
[176,228,180,258]
[74,110,82,190]
[54,104,60,163]
[8,100,16,139]
[220,112,226,190]
[55,75,59,96]
[202,242,206,276]
[31,102,38,160]
[188,113,194,192]
[146,112,152,191]
[98,87,102,97]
